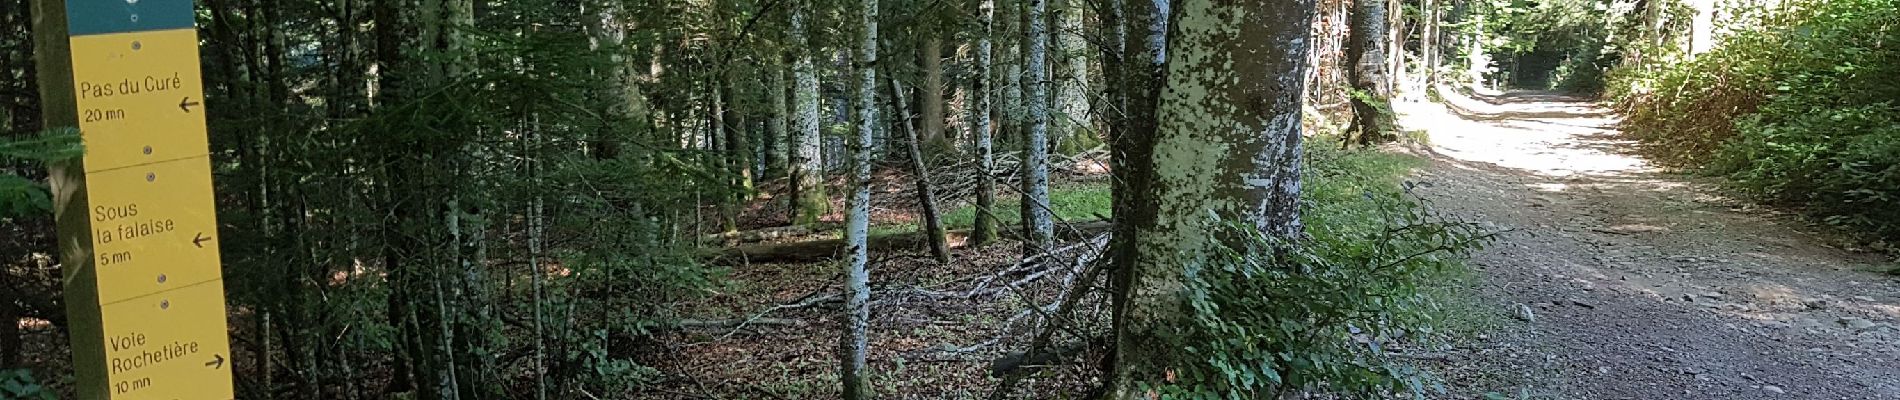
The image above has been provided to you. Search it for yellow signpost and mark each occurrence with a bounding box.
[33,0,236,398]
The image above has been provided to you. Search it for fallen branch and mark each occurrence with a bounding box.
[674,318,804,329]
[989,242,1110,399]
[703,220,1112,264]
[691,292,840,343]
[699,224,832,245]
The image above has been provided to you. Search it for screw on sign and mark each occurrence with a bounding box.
[35,0,236,399]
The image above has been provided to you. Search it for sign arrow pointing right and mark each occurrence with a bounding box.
[205,354,225,369]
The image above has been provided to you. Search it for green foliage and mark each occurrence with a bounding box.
[0,128,81,218]
[1616,0,1900,240]
[1144,148,1496,398]
[1474,0,1625,90]
[0,369,56,400]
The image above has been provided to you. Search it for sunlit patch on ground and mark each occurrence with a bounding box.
[1396,88,1645,178]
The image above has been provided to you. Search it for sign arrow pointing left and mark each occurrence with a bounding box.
[179,97,201,113]
[193,232,212,248]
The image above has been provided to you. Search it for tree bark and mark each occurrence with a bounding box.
[1386,0,1407,92]
[1423,0,1440,87]
[1110,0,1313,395]
[842,0,879,396]
[971,0,1001,247]
[1053,0,1092,154]
[1022,0,1056,255]
[790,7,832,226]
[769,66,790,174]
[1346,0,1392,148]
[921,38,947,148]
[1105,0,1169,383]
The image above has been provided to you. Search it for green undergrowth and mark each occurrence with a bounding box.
[851,145,1497,397]
[1612,0,1900,243]
[1141,144,1498,398]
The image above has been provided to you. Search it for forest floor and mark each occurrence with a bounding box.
[1406,88,1900,399]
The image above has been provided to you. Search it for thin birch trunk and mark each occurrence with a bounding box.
[891,77,952,263]
[971,0,1001,246]
[842,0,878,397]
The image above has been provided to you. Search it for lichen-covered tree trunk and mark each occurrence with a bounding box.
[972,0,1001,246]
[1110,0,1313,395]
[1022,0,1056,254]
[790,7,831,226]
[842,0,878,396]
[1053,0,1092,153]
[1346,0,1392,148]
[1002,0,1027,148]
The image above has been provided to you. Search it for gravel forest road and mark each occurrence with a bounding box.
[1400,88,1900,400]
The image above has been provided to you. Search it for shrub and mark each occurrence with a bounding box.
[1144,148,1496,398]
[1616,0,1900,240]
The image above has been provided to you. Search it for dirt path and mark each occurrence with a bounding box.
[1397,89,1900,399]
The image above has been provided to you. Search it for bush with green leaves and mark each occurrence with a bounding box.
[0,129,81,219]
[1144,148,1496,398]
[0,369,56,400]
[1615,0,1900,241]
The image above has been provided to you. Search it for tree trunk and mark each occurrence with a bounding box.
[722,78,754,195]
[842,0,879,396]
[1346,0,1392,148]
[1001,0,1025,149]
[921,38,947,148]
[1386,0,1406,92]
[1423,0,1440,87]
[790,8,831,226]
[971,0,1001,247]
[1109,0,1313,395]
[1053,0,1092,154]
[1021,0,1055,254]
[890,78,952,263]
[1105,0,1168,382]
[769,66,790,174]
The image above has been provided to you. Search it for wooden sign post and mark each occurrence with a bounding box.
[32,0,236,398]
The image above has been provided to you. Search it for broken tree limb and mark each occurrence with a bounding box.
[698,223,832,245]
[702,220,1112,264]
[675,318,804,329]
